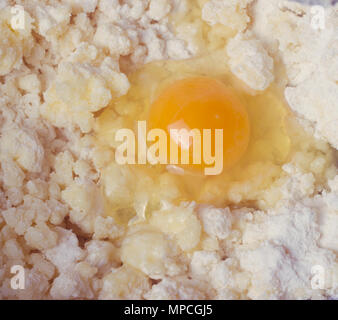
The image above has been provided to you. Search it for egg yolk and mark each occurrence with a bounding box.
[148,77,250,175]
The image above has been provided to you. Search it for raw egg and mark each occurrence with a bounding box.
[148,77,250,175]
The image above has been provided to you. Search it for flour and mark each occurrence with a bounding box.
[0,0,337,300]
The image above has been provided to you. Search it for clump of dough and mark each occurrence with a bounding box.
[226,31,274,91]
[202,0,253,32]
